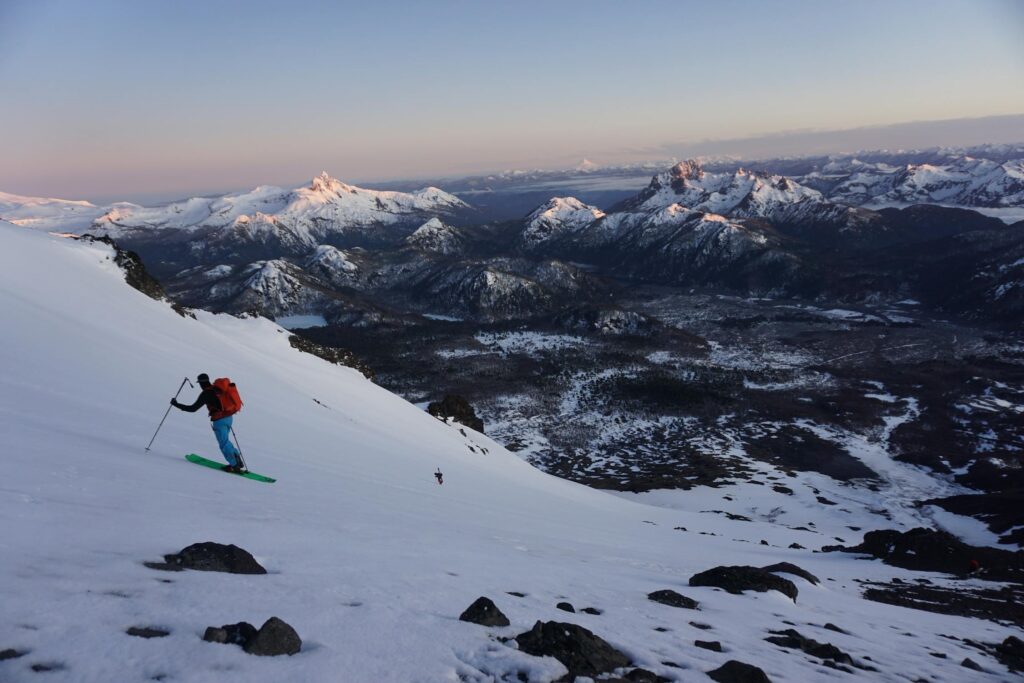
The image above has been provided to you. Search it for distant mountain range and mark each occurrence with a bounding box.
[3,150,1023,326]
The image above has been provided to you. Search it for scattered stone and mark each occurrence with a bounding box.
[760,562,820,585]
[674,526,688,532]
[816,496,837,505]
[689,621,713,630]
[581,607,602,615]
[929,652,947,659]
[556,601,575,613]
[760,540,769,546]
[30,662,65,673]
[427,394,484,433]
[823,623,848,635]
[459,597,510,627]
[506,591,527,598]
[695,640,724,652]
[765,629,852,665]
[647,589,699,610]
[772,485,794,495]
[961,657,983,671]
[689,566,798,601]
[0,648,27,661]
[155,542,266,575]
[245,617,302,656]
[515,621,630,679]
[707,660,772,683]
[653,627,671,633]
[203,622,257,646]
[788,543,805,550]
[126,627,170,639]
[203,618,300,656]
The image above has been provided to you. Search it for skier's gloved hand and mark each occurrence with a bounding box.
[170,399,180,408]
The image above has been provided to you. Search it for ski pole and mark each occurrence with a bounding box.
[146,377,193,452]
[230,426,248,470]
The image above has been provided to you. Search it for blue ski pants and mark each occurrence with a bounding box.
[211,416,240,466]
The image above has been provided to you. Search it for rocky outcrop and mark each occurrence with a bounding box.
[825,527,1024,581]
[515,620,630,679]
[288,334,374,379]
[428,394,484,433]
[77,234,165,300]
[689,566,799,601]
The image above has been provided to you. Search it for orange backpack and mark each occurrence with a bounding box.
[212,378,243,417]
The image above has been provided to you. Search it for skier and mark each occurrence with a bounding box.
[171,373,246,473]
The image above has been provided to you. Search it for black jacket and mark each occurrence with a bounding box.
[173,388,223,420]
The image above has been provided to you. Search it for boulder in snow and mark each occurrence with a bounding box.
[203,617,301,656]
[458,597,510,627]
[515,620,630,679]
[707,660,773,683]
[689,566,798,601]
[647,589,699,609]
[157,542,267,575]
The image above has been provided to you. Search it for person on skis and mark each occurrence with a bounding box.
[171,373,246,473]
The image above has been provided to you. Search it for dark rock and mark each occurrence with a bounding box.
[77,234,165,300]
[816,496,837,505]
[772,485,794,495]
[581,607,603,615]
[765,629,852,664]
[161,542,267,575]
[515,620,630,679]
[459,597,510,627]
[245,617,302,656]
[647,589,699,609]
[288,335,374,379]
[427,394,484,433]
[707,660,773,683]
[695,640,723,652]
[961,657,983,671]
[0,648,27,661]
[689,566,798,601]
[126,627,170,639]
[624,669,671,682]
[826,527,1024,582]
[31,662,65,673]
[556,601,575,613]
[788,543,805,550]
[203,622,257,646]
[823,623,848,634]
[761,562,820,585]
[689,621,713,630]
[996,635,1024,672]
[506,591,527,598]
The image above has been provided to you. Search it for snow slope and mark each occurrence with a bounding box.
[0,223,1018,682]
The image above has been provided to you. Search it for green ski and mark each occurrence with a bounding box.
[185,454,276,483]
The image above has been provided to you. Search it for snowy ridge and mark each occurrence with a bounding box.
[405,217,464,255]
[2,173,469,247]
[521,197,605,248]
[0,221,1020,680]
[818,156,1024,208]
[623,160,863,227]
[0,190,109,232]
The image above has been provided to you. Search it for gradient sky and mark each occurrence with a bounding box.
[2,0,1023,202]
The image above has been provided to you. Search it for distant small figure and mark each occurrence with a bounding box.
[968,558,980,575]
[435,469,444,485]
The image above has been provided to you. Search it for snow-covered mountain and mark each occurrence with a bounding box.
[405,217,465,255]
[613,160,871,229]
[807,156,1024,208]
[0,190,109,232]
[3,220,1022,682]
[520,197,606,250]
